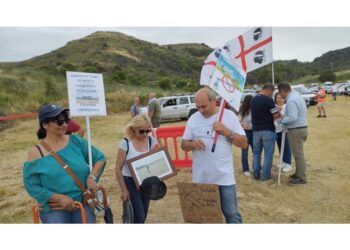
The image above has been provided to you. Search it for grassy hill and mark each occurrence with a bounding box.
[0,30,350,115]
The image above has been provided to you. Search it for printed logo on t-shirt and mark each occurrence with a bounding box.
[192,125,213,139]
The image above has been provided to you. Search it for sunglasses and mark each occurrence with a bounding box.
[137,129,151,134]
[49,117,69,126]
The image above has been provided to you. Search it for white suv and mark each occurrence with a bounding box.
[291,85,317,106]
[140,95,198,121]
[159,95,198,120]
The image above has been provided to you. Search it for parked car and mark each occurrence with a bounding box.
[336,83,347,95]
[140,94,197,121]
[322,82,333,94]
[241,89,257,102]
[342,83,350,96]
[291,85,318,106]
[308,86,319,95]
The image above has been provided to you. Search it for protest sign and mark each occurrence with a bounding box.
[177,182,223,223]
[66,71,106,117]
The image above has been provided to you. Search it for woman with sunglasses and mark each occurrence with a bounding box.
[115,114,159,223]
[23,104,106,223]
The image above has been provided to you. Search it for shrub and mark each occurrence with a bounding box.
[44,77,61,99]
[126,74,140,85]
[176,79,187,89]
[158,78,172,90]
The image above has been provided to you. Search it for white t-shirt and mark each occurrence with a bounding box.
[182,109,245,186]
[238,112,252,131]
[119,137,158,177]
[274,104,286,133]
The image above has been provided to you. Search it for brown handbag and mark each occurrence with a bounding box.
[40,141,108,215]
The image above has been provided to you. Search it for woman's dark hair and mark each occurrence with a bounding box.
[37,118,52,139]
[37,124,46,139]
[239,95,253,118]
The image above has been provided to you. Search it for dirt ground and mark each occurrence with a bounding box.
[0,96,349,223]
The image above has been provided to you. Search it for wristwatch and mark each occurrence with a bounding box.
[88,173,97,182]
[227,131,234,142]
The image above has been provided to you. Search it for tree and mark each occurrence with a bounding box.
[318,71,336,83]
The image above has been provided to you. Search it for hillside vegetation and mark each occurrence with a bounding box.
[0,31,350,115]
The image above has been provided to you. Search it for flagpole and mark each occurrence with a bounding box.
[85,116,93,172]
[277,130,286,187]
[211,98,226,153]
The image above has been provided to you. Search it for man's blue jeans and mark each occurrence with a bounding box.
[241,130,254,172]
[253,130,276,179]
[219,185,242,224]
[124,176,150,223]
[40,203,96,223]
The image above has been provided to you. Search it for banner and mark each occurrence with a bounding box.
[207,50,247,110]
[66,71,107,117]
[224,27,273,72]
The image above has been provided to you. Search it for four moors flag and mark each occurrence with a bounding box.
[224,27,273,72]
[200,27,273,82]
[200,27,273,152]
[200,26,273,108]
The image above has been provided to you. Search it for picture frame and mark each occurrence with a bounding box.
[127,147,177,188]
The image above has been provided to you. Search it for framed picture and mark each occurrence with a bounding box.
[127,147,177,188]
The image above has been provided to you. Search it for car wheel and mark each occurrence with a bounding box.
[187,109,198,119]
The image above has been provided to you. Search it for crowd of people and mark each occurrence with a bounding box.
[23,84,309,224]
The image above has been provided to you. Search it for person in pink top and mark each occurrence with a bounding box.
[316,86,327,118]
[66,119,85,137]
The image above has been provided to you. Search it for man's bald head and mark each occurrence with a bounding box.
[149,92,156,99]
[195,88,217,118]
[195,88,216,102]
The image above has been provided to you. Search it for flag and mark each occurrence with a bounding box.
[224,27,273,72]
[207,50,247,110]
[200,48,222,85]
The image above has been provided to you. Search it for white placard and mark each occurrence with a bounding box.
[207,50,247,111]
[66,71,107,117]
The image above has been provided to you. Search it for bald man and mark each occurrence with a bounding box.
[181,88,248,224]
[147,92,161,128]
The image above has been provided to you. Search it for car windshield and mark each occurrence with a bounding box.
[158,99,165,106]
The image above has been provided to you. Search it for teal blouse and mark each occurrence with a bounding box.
[23,134,106,212]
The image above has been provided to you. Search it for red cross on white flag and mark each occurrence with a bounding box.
[224,27,273,73]
[200,27,273,86]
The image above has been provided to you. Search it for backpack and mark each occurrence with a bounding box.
[123,136,152,155]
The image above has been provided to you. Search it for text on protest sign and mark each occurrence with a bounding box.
[66,71,107,117]
[177,182,223,223]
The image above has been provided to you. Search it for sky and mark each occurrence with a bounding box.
[1,27,350,63]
